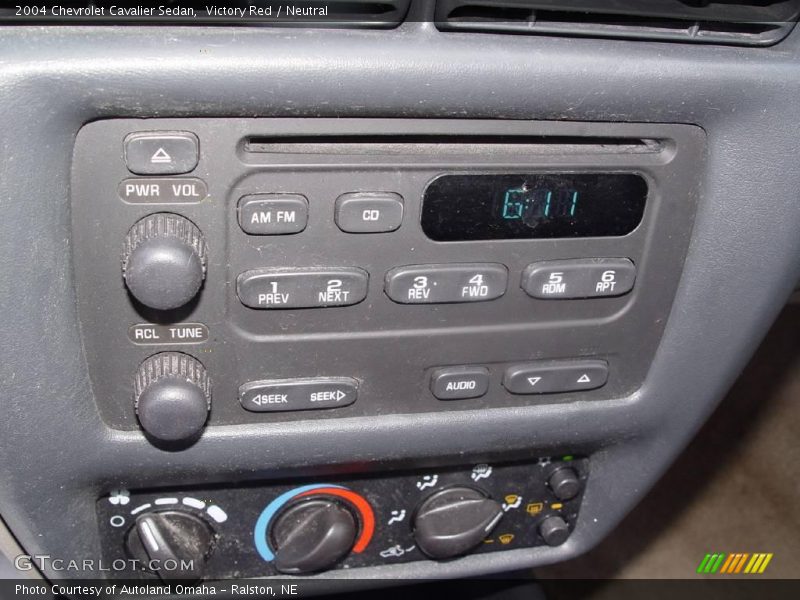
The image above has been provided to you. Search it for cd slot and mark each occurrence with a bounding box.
[242,134,664,157]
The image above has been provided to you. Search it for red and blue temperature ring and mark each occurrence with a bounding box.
[254,484,375,562]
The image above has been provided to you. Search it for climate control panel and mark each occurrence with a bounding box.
[97,457,587,580]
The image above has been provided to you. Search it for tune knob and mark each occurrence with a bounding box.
[412,486,504,560]
[122,213,207,310]
[134,352,211,443]
[125,511,214,581]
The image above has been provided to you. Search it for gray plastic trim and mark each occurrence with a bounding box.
[1,21,799,583]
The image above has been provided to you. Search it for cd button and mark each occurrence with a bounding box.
[335,192,404,233]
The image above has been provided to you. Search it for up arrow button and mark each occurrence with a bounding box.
[503,360,608,395]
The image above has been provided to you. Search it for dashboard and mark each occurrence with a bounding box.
[1,0,800,591]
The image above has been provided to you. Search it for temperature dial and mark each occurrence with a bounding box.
[254,484,375,574]
[270,498,357,574]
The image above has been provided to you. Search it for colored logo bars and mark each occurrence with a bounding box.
[697,553,773,575]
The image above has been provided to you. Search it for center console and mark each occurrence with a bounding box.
[70,118,702,578]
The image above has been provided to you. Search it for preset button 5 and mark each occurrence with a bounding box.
[522,258,636,299]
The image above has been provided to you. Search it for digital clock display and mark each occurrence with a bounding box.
[421,173,648,241]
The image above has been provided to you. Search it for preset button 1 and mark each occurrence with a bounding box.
[385,263,508,304]
[503,360,609,394]
[237,268,369,309]
[240,378,358,412]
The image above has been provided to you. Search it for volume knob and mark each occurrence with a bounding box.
[122,213,207,310]
[134,352,211,443]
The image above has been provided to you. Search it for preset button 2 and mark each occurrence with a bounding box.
[240,378,358,412]
[385,263,508,304]
[237,268,369,309]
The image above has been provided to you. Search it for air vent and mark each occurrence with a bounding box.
[0,1,411,28]
[435,0,800,45]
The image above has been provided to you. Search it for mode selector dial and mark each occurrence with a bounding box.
[134,352,211,443]
[412,486,504,560]
[122,213,207,310]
